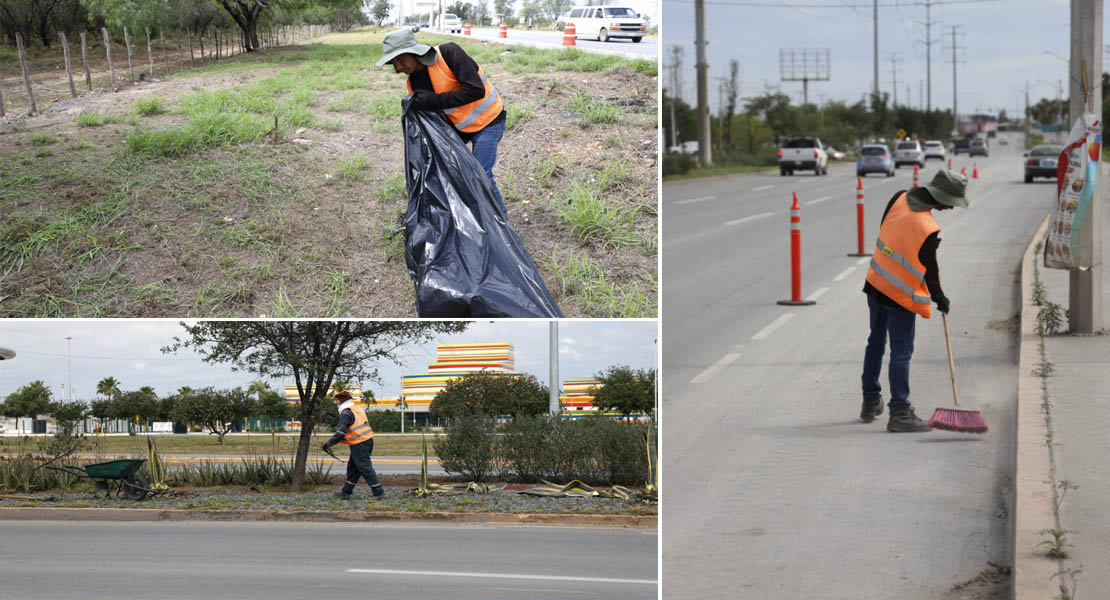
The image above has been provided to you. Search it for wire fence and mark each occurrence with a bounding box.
[0,24,334,118]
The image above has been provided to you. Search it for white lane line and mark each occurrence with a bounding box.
[805,195,831,206]
[751,184,774,192]
[833,266,856,282]
[726,211,774,227]
[752,314,795,340]
[806,287,830,301]
[689,352,743,384]
[675,195,717,205]
[346,569,656,585]
[856,256,871,265]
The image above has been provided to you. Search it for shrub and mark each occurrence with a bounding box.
[435,416,496,482]
[365,410,403,433]
[133,98,166,116]
[663,152,694,176]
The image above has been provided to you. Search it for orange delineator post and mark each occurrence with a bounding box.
[562,23,576,46]
[778,191,817,306]
[464,22,471,35]
[960,166,967,176]
[499,22,507,38]
[947,157,952,169]
[913,163,919,188]
[972,162,978,179]
[848,176,869,257]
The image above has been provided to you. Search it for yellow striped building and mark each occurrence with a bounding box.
[401,343,520,412]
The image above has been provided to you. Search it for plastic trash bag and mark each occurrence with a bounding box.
[401,96,563,317]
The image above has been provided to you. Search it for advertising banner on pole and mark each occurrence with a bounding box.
[1045,113,1101,269]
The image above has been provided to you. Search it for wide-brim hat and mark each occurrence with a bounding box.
[334,391,352,400]
[377,28,436,67]
[908,169,969,208]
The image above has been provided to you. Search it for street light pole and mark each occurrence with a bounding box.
[65,336,73,402]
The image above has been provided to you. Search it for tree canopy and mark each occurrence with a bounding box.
[164,321,468,489]
[1,381,53,426]
[590,365,655,417]
[430,372,548,419]
[171,386,255,443]
[49,400,90,436]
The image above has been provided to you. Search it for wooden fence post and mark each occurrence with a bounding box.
[146,27,154,78]
[102,27,116,89]
[1,75,6,117]
[15,32,36,116]
[59,31,77,98]
[188,28,194,68]
[81,32,91,90]
[199,31,205,64]
[123,27,134,82]
[160,29,168,75]
[176,29,183,71]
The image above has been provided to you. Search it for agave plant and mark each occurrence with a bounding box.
[145,436,170,493]
[644,430,657,495]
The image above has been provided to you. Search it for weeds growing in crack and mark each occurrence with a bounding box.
[1038,528,1076,559]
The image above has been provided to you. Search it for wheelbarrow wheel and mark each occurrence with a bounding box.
[122,474,149,501]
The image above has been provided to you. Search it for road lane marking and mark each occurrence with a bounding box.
[806,287,830,301]
[675,195,717,205]
[856,257,871,265]
[751,185,774,192]
[805,195,831,206]
[752,314,795,340]
[833,267,856,281]
[726,212,773,226]
[346,569,657,585]
[689,352,743,384]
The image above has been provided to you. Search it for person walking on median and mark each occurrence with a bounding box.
[860,170,969,432]
[377,28,508,216]
[321,391,386,500]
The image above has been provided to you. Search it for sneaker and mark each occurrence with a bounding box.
[887,407,933,433]
[860,399,884,423]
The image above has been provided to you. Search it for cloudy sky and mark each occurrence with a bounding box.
[663,0,1102,117]
[0,320,657,402]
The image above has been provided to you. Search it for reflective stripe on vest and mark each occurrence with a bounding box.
[406,48,503,133]
[339,407,374,445]
[864,192,940,318]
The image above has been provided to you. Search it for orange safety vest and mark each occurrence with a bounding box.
[339,407,374,445]
[865,192,941,318]
[406,46,503,134]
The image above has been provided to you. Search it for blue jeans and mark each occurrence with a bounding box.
[467,118,507,216]
[861,294,917,413]
[342,439,383,495]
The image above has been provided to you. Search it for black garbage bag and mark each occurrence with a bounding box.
[401,96,563,317]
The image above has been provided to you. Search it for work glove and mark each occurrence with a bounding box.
[319,443,330,452]
[936,296,950,314]
[409,89,432,110]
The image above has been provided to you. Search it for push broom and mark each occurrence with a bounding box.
[926,312,988,433]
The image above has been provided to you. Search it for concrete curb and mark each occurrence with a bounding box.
[1013,214,1059,599]
[0,506,656,528]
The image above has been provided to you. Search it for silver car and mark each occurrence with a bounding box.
[923,140,946,161]
[894,140,925,168]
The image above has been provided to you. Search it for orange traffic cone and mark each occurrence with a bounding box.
[960,166,967,177]
[972,163,979,179]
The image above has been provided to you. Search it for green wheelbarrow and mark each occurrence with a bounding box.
[47,459,151,500]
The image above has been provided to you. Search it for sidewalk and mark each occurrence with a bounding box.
[1014,180,1109,598]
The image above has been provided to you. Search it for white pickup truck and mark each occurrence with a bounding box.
[778,137,828,176]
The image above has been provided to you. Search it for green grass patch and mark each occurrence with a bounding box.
[133,97,166,116]
[567,94,621,124]
[319,118,343,131]
[30,133,55,145]
[338,154,369,181]
[556,181,640,248]
[377,173,407,203]
[366,95,403,120]
[529,155,564,186]
[506,103,534,132]
[327,91,367,112]
[74,112,123,127]
[545,247,654,317]
[126,112,270,157]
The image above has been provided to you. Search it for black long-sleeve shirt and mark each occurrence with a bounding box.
[408,42,506,141]
[323,407,355,449]
[862,191,946,310]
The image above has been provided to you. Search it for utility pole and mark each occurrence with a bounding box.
[873,0,879,98]
[917,0,941,111]
[695,0,712,166]
[1067,0,1102,332]
[667,46,683,149]
[549,321,560,416]
[65,336,73,402]
[889,52,900,107]
[946,25,964,135]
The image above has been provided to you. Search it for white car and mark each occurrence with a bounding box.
[563,5,646,42]
[441,13,461,33]
[923,140,946,161]
[894,140,925,168]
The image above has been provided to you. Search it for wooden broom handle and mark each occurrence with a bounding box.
[942,312,959,406]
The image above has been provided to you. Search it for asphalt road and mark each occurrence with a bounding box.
[0,521,657,599]
[662,132,1050,597]
[443,27,656,59]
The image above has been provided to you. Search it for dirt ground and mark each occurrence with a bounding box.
[0,29,658,317]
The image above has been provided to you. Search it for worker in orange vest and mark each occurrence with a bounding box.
[860,170,969,433]
[378,28,508,216]
[321,391,386,500]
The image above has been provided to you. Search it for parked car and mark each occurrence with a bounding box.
[441,13,461,33]
[894,140,925,168]
[1024,145,1064,183]
[953,138,970,155]
[564,5,646,42]
[969,138,989,157]
[924,140,947,161]
[857,144,895,177]
[778,137,828,176]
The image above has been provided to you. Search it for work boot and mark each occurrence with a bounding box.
[860,399,884,423]
[334,490,354,500]
[887,407,933,433]
[371,485,386,501]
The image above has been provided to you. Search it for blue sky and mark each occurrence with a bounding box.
[0,321,657,402]
[662,0,1101,117]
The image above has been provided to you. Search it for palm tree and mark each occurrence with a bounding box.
[96,377,121,400]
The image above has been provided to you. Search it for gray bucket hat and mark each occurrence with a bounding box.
[377,28,436,67]
[908,169,969,208]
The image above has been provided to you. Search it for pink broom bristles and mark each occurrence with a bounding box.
[926,408,988,434]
